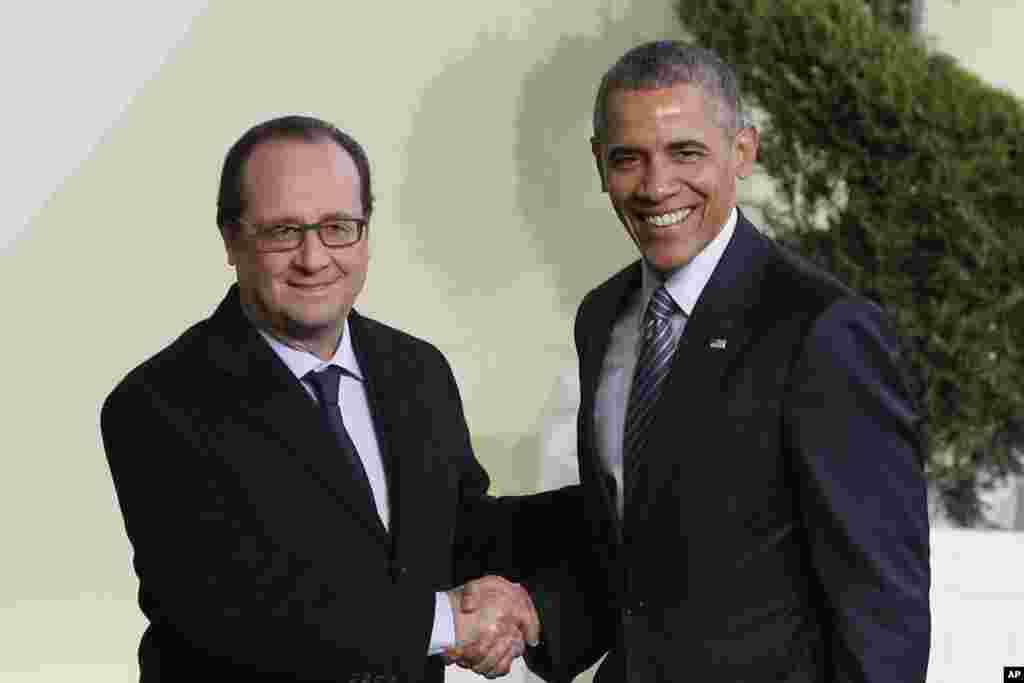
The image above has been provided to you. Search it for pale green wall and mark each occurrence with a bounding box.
[925,0,1024,95]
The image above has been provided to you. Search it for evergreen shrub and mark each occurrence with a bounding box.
[680,0,1024,525]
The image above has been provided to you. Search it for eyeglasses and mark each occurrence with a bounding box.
[237,218,367,253]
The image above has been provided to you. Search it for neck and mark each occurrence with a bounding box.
[239,299,345,361]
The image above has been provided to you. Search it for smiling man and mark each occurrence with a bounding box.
[100,116,541,681]
[522,42,931,682]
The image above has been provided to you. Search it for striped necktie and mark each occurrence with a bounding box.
[623,285,678,474]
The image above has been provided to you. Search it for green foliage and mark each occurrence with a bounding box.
[680,0,1024,525]
[864,0,915,32]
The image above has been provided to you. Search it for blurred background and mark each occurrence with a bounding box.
[0,1,1019,681]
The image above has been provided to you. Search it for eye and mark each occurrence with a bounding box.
[265,224,302,241]
[672,147,703,161]
[321,220,357,238]
[608,153,640,170]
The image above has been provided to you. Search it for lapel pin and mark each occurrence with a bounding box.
[709,338,728,350]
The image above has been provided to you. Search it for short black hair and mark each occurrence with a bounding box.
[593,41,746,139]
[216,115,373,233]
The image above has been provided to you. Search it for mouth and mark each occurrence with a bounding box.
[289,279,339,294]
[639,207,694,228]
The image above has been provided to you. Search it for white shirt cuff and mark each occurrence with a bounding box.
[427,591,456,655]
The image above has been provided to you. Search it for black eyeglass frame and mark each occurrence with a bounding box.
[235,217,368,253]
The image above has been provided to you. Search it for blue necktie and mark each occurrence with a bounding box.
[623,285,678,474]
[305,366,377,514]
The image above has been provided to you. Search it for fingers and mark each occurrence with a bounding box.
[459,574,513,612]
[479,634,521,678]
[447,575,541,676]
[453,619,524,678]
[457,575,541,645]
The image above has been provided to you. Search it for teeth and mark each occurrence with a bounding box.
[643,208,692,227]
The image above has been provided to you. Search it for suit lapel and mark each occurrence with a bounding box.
[347,312,400,536]
[625,214,770,502]
[580,264,643,530]
[205,287,389,544]
[348,311,452,563]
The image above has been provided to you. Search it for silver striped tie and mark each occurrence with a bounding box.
[623,285,678,473]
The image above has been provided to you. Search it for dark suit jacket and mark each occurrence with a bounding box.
[101,286,541,682]
[529,212,931,683]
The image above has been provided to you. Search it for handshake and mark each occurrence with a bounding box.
[444,576,541,679]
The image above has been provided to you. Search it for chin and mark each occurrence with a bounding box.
[641,248,687,273]
[278,301,342,332]
[281,315,336,341]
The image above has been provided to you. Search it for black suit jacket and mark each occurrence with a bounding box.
[101,286,536,682]
[529,213,931,682]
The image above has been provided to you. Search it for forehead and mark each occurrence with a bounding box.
[604,83,725,143]
[242,137,362,217]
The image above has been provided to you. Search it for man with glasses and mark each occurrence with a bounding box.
[101,116,544,682]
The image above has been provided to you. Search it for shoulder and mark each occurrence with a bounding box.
[101,315,214,425]
[756,231,862,318]
[585,261,638,305]
[576,262,639,327]
[349,310,452,372]
[738,220,891,343]
[754,236,913,398]
[733,216,906,364]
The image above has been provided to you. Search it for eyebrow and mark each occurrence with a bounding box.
[607,138,710,157]
[258,211,363,225]
[667,139,709,151]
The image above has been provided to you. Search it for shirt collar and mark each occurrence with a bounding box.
[641,206,738,317]
[256,317,365,382]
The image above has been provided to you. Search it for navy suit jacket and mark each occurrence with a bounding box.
[529,212,931,682]
[101,286,544,682]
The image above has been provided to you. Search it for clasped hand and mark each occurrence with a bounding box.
[445,576,540,678]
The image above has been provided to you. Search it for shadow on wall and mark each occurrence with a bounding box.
[400,0,684,320]
[472,369,583,496]
[514,1,686,316]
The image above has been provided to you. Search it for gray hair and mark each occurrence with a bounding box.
[592,41,746,139]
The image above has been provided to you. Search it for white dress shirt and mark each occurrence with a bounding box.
[257,319,455,655]
[594,207,738,518]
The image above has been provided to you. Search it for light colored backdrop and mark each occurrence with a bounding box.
[1,1,1020,681]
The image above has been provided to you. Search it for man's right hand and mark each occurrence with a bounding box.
[445,576,540,678]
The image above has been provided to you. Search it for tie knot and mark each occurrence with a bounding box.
[647,286,676,322]
[305,366,343,406]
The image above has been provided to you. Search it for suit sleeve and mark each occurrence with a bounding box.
[429,294,614,682]
[438,348,592,588]
[101,379,436,680]
[785,297,930,683]
[518,293,618,682]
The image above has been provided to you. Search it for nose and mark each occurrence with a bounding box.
[637,159,679,203]
[292,229,332,272]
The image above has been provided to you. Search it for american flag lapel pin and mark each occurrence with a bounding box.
[709,338,728,350]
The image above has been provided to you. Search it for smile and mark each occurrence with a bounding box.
[642,208,693,227]
[290,280,337,293]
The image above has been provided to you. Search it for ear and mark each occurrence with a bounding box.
[219,224,238,267]
[591,136,608,193]
[732,125,759,180]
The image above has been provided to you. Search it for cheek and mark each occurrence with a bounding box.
[603,168,637,199]
[708,165,737,199]
[241,256,290,291]
[343,244,370,274]
[606,176,633,203]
